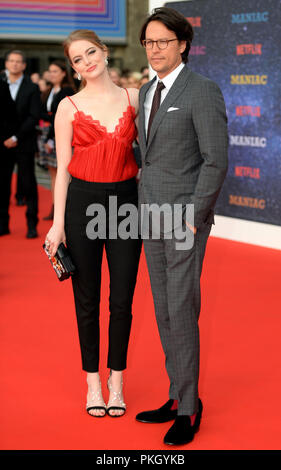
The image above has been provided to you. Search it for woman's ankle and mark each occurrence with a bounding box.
[109,370,123,388]
[87,372,101,389]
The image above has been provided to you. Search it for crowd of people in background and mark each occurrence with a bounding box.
[0,51,149,237]
[30,64,150,92]
[108,65,149,89]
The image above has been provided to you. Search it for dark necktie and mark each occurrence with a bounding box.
[147,81,165,141]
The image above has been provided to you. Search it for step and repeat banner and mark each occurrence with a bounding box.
[0,0,126,43]
[166,0,281,226]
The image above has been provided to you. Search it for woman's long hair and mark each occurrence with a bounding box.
[49,59,76,90]
[40,60,76,103]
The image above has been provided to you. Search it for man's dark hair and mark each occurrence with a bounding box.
[139,7,193,64]
[5,49,26,63]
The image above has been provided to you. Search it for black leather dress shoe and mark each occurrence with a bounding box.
[26,227,38,239]
[136,399,177,423]
[164,399,203,446]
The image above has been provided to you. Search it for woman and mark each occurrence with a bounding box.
[36,77,51,171]
[42,60,76,220]
[45,30,142,418]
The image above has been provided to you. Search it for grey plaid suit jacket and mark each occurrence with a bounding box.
[138,65,228,228]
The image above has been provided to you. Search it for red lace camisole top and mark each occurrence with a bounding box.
[67,88,138,183]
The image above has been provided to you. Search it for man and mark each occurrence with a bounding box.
[136,8,228,446]
[0,80,18,235]
[0,66,25,205]
[0,50,41,238]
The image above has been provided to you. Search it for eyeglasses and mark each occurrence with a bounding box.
[142,39,178,50]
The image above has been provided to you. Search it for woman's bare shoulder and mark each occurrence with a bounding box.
[56,93,80,118]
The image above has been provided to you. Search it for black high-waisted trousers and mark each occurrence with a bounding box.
[65,176,142,372]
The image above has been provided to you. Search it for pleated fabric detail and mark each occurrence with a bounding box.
[68,106,138,183]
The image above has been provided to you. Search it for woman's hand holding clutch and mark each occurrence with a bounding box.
[45,224,66,257]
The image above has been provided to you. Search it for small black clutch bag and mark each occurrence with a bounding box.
[43,242,76,281]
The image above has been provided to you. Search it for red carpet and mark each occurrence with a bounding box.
[1,181,281,450]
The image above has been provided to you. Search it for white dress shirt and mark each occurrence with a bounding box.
[144,62,185,137]
[7,73,24,101]
[46,87,55,112]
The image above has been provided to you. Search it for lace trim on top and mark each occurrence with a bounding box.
[72,105,136,136]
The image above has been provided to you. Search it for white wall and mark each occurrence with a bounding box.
[147,0,281,250]
[210,216,281,250]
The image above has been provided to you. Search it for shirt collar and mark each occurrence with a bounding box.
[156,62,185,91]
[7,73,24,87]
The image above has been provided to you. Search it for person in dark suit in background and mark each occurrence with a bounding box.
[135,8,228,446]
[0,64,25,205]
[0,80,18,235]
[1,50,41,238]
[40,60,76,220]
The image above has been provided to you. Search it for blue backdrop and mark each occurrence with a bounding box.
[0,0,127,44]
[166,0,281,226]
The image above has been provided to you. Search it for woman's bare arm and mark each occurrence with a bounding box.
[45,98,74,256]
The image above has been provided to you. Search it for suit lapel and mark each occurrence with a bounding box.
[15,76,27,105]
[145,66,192,155]
[138,77,156,156]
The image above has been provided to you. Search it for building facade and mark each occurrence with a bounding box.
[0,0,148,76]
